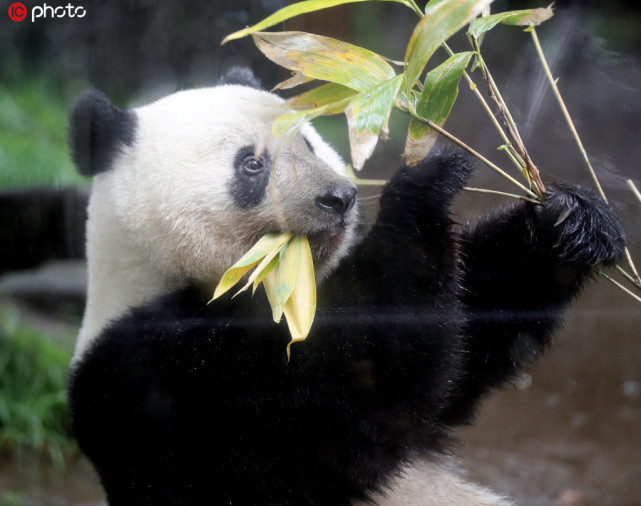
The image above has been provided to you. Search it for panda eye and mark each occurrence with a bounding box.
[242,155,264,174]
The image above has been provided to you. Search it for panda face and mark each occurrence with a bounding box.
[73,84,358,293]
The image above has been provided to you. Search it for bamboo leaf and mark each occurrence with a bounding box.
[263,237,302,323]
[235,242,288,297]
[273,71,314,91]
[286,82,358,111]
[211,232,293,300]
[404,52,473,165]
[252,255,280,295]
[222,0,416,44]
[283,236,316,360]
[273,92,356,139]
[273,107,327,140]
[405,0,493,89]
[252,31,396,93]
[345,75,403,170]
[468,5,554,46]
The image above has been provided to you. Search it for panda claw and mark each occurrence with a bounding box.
[553,207,574,227]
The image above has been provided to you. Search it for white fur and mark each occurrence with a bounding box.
[73,85,355,362]
[356,457,513,506]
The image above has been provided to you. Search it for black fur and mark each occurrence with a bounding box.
[217,66,263,89]
[68,148,625,505]
[441,180,625,425]
[68,90,138,176]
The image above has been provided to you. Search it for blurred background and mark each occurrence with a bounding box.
[0,0,639,504]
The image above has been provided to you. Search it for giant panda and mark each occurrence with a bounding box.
[67,68,625,505]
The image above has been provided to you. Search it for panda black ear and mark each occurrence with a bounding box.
[68,90,138,176]
[217,66,263,90]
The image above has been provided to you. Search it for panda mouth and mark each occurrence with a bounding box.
[306,228,347,264]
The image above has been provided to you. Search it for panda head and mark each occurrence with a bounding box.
[69,73,358,282]
[68,71,358,353]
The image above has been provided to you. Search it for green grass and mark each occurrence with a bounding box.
[0,64,87,190]
[0,306,76,467]
[0,491,25,506]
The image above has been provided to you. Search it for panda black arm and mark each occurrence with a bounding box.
[439,183,626,426]
[323,147,474,305]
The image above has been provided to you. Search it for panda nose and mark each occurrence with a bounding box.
[315,184,357,216]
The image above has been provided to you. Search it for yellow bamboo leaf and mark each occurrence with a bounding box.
[234,241,289,297]
[273,71,314,91]
[211,232,292,301]
[263,236,302,323]
[252,255,280,295]
[252,31,395,93]
[273,92,356,141]
[283,236,316,360]
[286,82,358,111]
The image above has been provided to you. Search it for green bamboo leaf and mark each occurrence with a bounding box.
[211,232,293,300]
[468,4,554,45]
[286,82,358,111]
[345,75,403,170]
[272,84,358,142]
[273,93,355,140]
[222,0,416,44]
[263,237,303,323]
[252,31,396,93]
[283,236,316,360]
[404,52,473,165]
[404,0,493,89]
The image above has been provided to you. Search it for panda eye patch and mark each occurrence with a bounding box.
[230,145,271,208]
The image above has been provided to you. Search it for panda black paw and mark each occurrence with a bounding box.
[535,183,626,266]
[387,146,475,204]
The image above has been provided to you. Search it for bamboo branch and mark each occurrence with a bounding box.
[403,110,541,200]
[441,42,526,171]
[464,186,541,204]
[600,271,641,303]
[471,40,546,198]
[529,27,606,201]
[628,179,641,204]
[530,26,641,293]
[616,265,641,289]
